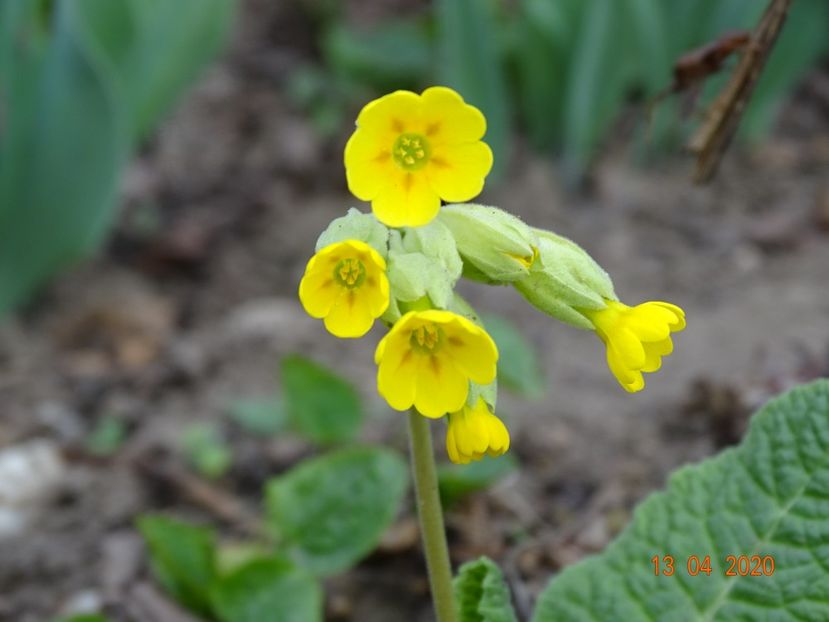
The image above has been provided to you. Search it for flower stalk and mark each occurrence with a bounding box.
[407,409,457,622]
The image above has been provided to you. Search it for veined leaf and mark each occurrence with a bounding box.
[211,558,322,622]
[532,380,829,622]
[265,446,408,576]
[455,557,518,622]
[281,355,363,445]
[138,515,218,616]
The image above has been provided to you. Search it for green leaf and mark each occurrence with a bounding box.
[0,0,129,313]
[227,397,288,436]
[137,514,218,615]
[86,416,127,456]
[210,558,322,622]
[439,455,518,507]
[455,557,518,622]
[561,0,630,180]
[281,355,363,446]
[322,18,432,90]
[435,0,511,180]
[532,379,829,622]
[180,423,233,479]
[265,446,408,576]
[483,314,544,398]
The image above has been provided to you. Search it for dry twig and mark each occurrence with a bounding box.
[689,0,793,183]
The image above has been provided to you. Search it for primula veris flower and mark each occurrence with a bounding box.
[445,398,510,464]
[375,310,498,418]
[345,87,493,228]
[583,300,686,393]
[299,240,389,338]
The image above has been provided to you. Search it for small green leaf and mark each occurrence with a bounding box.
[455,557,518,622]
[265,446,408,576]
[85,416,127,456]
[137,515,218,616]
[281,355,363,446]
[227,397,287,436]
[439,455,518,507]
[435,0,511,180]
[483,314,544,398]
[210,558,322,622]
[532,380,829,622]
[180,423,232,479]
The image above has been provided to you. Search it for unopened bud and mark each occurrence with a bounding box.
[438,204,538,283]
[514,229,616,330]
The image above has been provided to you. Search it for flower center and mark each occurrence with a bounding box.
[392,133,430,171]
[333,257,366,289]
[409,323,444,353]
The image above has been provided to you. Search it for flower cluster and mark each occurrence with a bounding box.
[299,86,686,464]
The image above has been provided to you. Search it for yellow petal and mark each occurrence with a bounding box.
[377,336,417,411]
[323,289,374,338]
[426,142,493,203]
[344,128,394,200]
[372,170,441,228]
[413,355,468,418]
[420,86,487,146]
[446,318,498,384]
[608,326,646,369]
[606,346,644,392]
[298,269,338,318]
[356,90,421,135]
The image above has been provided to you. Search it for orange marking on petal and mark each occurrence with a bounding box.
[448,336,464,346]
[392,119,405,133]
[374,151,391,163]
[430,157,450,169]
[430,355,441,374]
[425,122,441,136]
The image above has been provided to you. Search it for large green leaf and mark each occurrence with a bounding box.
[265,446,408,576]
[210,558,323,622]
[435,0,511,180]
[455,557,518,622]
[0,0,128,313]
[137,515,218,616]
[281,355,363,445]
[532,380,829,622]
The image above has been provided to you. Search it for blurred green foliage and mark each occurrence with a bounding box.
[0,0,236,313]
[139,447,406,622]
[297,0,829,180]
[181,423,234,480]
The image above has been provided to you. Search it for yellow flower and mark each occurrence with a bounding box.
[345,86,493,228]
[445,398,510,464]
[299,240,389,338]
[582,300,686,393]
[375,310,498,418]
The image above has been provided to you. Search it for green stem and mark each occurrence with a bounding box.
[407,409,457,622]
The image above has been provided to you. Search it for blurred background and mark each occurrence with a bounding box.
[1,0,828,620]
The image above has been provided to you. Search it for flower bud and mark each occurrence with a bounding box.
[387,251,455,311]
[316,208,389,258]
[438,203,538,283]
[514,229,616,330]
[402,220,463,282]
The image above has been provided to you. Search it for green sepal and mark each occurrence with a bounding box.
[315,208,389,258]
[439,203,538,283]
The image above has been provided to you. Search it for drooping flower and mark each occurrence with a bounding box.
[582,300,686,393]
[445,398,510,464]
[345,86,493,228]
[299,240,389,338]
[374,310,498,418]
